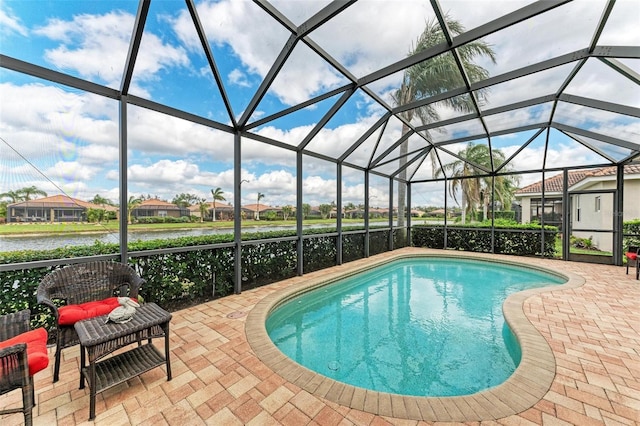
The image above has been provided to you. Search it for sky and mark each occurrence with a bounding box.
[1,0,639,211]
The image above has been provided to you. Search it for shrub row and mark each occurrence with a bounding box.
[135,216,193,224]
[412,222,559,257]
[0,227,376,329]
[623,219,640,249]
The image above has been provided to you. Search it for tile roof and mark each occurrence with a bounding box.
[8,194,117,211]
[134,199,182,210]
[242,203,273,212]
[188,202,234,212]
[591,163,640,176]
[516,164,640,194]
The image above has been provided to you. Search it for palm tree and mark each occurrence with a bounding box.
[0,189,23,203]
[91,194,113,206]
[436,143,519,223]
[127,195,142,224]
[198,199,208,223]
[17,185,47,201]
[319,204,332,219]
[0,190,22,222]
[210,187,226,221]
[281,205,293,221]
[302,203,311,220]
[393,16,496,228]
[5,186,48,221]
[255,192,265,220]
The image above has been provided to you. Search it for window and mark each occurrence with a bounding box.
[595,196,601,212]
[530,198,562,226]
[576,195,581,222]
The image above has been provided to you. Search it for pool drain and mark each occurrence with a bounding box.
[327,361,340,371]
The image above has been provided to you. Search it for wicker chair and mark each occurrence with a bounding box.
[37,261,144,382]
[0,309,48,426]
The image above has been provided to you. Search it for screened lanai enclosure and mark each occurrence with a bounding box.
[1,0,639,302]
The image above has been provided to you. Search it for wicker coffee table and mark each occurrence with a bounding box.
[74,302,172,420]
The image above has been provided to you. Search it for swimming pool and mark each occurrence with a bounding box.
[266,257,566,397]
[246,250,583,421]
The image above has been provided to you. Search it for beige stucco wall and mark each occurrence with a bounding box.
[572,191,614,252]
[520,197,531,223]
[516,175,640,253]
[623,179,640,221]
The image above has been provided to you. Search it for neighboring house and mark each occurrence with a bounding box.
[209,203,234,221]
[6,195,117,223]
[242,203,279,220]
[425,208,449,218]
[370,208,390,218]
[187,203,234,221]
[515,164,640,252]
[131,199,189,219]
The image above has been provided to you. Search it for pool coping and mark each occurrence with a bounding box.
[245,249,586,422]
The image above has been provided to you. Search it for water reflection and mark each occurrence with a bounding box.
[0,223,377,252]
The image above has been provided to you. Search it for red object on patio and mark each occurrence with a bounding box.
[36,261,144,382]
[626,246,639,280]
[0,309,49,426]
[58,297,137,325]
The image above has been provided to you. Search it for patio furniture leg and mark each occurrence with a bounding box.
[79,345,86,389]
[53,345,61,383]
[164,322,172,380]
[89,360,97,420]
[22,377,34,426]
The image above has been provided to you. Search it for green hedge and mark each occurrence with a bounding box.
[412,223,559,256]
[493,211,516,221]
[0,227,379,328]
[623,219,640,249]
[135,216,193,224]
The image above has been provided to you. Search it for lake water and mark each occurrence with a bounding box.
[0,223,388,252]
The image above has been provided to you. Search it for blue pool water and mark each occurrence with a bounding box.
[266,257,566,397]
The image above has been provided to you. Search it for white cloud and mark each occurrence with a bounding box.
[228,68,251,87]
[129,159,199,184]
[0,83,119,160]
[33,10,189,89]
[126,105,234,157]
[174,0,285,76]
[44,160,97,182]
[0,5,28,36]
[2,0,637,211]
[34,12,133,85]
[173,0,347,105]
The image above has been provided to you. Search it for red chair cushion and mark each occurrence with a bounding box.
[626,252,638,260]
[0,328,49,375]
[58,297,123,325]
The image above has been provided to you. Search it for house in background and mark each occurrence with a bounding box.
[209,203,234,221]
[242,203,280,220]
[515,164,640,252]
[6,195,117,223]
[187,202,234,221]
[131,199,189,220]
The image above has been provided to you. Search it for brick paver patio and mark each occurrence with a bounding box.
[2,248,639,425]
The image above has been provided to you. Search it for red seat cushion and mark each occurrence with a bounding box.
[0,328,49,375]
[58,297,123,325]
[626,252,638,261]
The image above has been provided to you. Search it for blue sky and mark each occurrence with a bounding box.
[1,0,638,210]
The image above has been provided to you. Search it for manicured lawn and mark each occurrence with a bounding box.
[554,238,612,257]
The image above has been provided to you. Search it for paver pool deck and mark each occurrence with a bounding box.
[1,248,639,425]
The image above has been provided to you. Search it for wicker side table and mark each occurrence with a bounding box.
[74,302,172,420]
